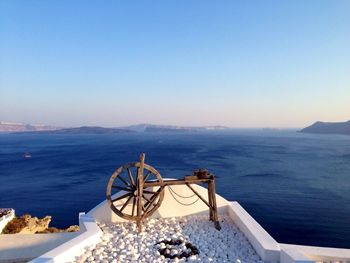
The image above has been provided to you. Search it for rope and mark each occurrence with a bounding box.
[167,186,200,206]
[168,186,196,198]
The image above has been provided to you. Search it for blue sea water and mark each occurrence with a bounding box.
[0,130,349,248]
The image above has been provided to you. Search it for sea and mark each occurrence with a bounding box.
[0,130,349,249]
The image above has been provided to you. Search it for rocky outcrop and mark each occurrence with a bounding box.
[19,215,51,234]
[300,120,350,135]
[1,214,79,234]
[36,225,80,233]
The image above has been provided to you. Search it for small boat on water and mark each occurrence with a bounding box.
[23,152,32,159]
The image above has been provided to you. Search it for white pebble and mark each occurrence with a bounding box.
[73,215,261,263]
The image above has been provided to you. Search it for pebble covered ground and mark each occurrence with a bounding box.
[74,215,264,263]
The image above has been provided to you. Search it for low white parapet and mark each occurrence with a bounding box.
[227,201,281,262]
[0,208,15,233]
[280,245,315,263]
[281,243,350,262]
[227,202,350,263]
[30,213,102,263]
[0,231,78,263]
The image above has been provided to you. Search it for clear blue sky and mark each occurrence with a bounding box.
[1,0,349,128]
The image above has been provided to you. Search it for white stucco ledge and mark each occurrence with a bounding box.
[29,213,102,263]
[280,245,315,263]
[280,243,350,262]
[228,201,280,262]
[0,228,79,263]
[0,208,15,233]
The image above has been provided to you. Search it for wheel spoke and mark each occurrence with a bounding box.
[144,196,158,209]
[117,175,131,187]
[127,168,135,187]
[144,200,157,210]
[143,191,160,209]
[143,170,152,182]
[143,190,157,194]
[132,197,136,216]
[112,192,131,203]
[142,194,152,203]
[142,187,164,218]
[112,185,131,192]
[120,194,133,212]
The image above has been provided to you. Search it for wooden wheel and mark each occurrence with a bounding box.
[106,154,165,222]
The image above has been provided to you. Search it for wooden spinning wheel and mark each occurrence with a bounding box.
[106,154,165,228]
[107,153,221,231]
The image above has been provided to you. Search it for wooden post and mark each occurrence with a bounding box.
[208,180,214,221]
[210,179,221,230]
[136,153,145,232]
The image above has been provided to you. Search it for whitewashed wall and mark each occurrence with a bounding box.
[30,213,102,263]
[0,231,79,262]
[0,209,15,233]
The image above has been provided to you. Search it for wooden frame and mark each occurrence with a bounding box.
[106,154,221,231]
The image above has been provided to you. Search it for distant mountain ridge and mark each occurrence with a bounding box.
[22,126,134,134]
[300,120,350,135]
[123,124,229,132]
[0,121,58,132]
[0,121,229,134]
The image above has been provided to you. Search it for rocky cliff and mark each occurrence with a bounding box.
[300,120,350,135]
[1,214,79,234]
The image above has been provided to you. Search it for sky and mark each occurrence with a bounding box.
[0,1,349,128]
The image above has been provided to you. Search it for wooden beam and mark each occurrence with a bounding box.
[144,178,211,188]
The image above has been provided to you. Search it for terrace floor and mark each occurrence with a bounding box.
[73,215,263,263]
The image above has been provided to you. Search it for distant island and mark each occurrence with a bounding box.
[21,126,134,134]
[0,121,58,132]
[123,124,229,133]
[300,120,350,135]
[0,121,229,134]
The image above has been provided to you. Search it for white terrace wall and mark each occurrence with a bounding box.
[0,232,79,263]
[0,209,80,262]
[228,201,280,262]
[0,209,15,233]
[30,214,103,263]
[227,202,350,263]
[281,244,350,262]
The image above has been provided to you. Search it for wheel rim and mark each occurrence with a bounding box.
[106,162,164,221]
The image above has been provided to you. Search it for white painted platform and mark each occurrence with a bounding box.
[10,182,350,262]
[29,213,102,263]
